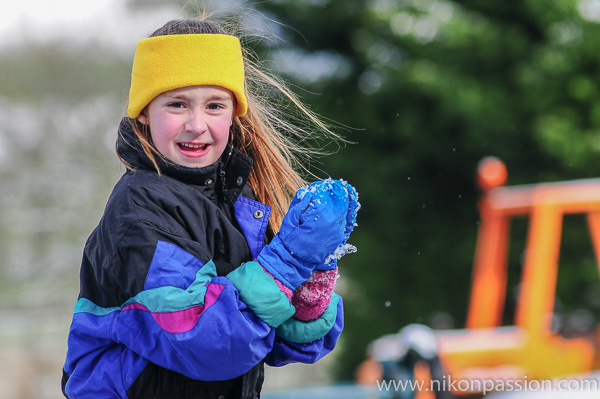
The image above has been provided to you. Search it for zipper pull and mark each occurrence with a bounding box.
[219,169,227,195]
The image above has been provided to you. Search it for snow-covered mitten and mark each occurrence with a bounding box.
[315,179,359,271]
[257,179,353,289]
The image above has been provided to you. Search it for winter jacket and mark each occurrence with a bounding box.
[61,118,344,399]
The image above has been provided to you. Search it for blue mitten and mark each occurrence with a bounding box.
[257,178,358,290]
[316,179,359,270]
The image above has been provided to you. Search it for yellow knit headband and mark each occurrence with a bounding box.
[127,34,247,118]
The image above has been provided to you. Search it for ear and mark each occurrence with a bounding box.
[137,112,148,125]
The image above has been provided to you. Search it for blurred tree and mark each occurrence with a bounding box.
[0,43,129,305]
[241,0,600,379]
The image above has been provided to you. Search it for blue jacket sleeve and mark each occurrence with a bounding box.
[265,294,344,367]
[63,240,276,398]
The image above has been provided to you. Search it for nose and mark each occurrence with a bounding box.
[185,109,208,134]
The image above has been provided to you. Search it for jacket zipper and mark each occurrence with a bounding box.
[218,168,227,199]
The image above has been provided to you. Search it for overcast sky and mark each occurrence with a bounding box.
[0,1,187,53]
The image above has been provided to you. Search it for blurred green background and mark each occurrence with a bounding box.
[2,0,600,397]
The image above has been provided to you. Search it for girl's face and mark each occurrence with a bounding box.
[138,85,234,168]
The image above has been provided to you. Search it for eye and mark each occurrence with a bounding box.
[167,102,186,109]
[207,103,225,110]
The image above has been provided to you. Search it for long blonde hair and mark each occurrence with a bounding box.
[120,17,342,233]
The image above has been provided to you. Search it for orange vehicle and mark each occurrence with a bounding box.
[358,157,600,397]
[433,157,600,392]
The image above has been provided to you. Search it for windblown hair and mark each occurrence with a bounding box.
[120,17,341,233]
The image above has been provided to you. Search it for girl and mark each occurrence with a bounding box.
[61,17,358,399]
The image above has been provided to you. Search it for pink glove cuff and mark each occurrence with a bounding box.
[291,269,338,321]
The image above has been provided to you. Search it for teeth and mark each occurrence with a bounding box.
[180,143,205,149]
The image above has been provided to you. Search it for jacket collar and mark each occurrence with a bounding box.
[116,117,253,204]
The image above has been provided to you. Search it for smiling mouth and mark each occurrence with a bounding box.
[178,142,209,151]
